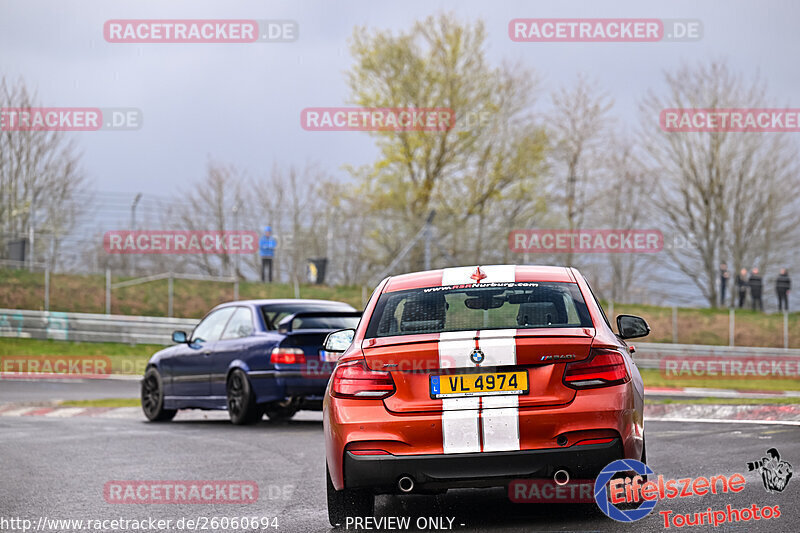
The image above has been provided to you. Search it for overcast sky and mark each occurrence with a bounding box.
[1,0,799,199]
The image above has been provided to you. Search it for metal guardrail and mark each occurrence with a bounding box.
[0,308,198,345]
[2,308,799,358]
[633,342,800,369]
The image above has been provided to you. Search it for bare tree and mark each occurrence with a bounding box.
[435,66,549,266]
[596,136,658,303]
[347,14,549,272]
[640,61,800,307]
[547,76,614,267]
[0,77,89,269]
[250,163,330,283]
[168,161,245,277]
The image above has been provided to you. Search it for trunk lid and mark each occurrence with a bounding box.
[361,328,595,413]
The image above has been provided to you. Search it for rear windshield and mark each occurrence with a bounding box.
[282,315,361,331]
[365,282,593,338]
[260,304,356,330]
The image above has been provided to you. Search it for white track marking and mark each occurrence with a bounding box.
[43,407,86,417]
[646,417,800,426]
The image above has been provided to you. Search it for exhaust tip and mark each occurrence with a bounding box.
[554,469,570,486]
[398,476,415,493]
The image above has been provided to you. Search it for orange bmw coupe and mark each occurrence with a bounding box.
[322,265,650,525]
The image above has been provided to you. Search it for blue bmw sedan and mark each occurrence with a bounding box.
[141,299,360,424]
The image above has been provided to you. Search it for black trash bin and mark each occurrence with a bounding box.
[307,258,328,284]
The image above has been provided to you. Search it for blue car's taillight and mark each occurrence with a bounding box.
[271,347,306,364]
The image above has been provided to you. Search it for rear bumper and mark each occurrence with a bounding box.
[325,383,643,490]
[249,369,331,403]
[343,439,623,492]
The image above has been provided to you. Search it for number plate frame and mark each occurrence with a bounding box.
[429,370,529,399]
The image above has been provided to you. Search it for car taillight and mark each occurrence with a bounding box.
[563,348,629,389]
[331,359,395,399]
[271,347,306,364]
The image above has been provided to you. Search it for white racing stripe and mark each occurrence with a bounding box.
[478,331,519,452]
[482,395,520,452]
[441,397,481,453]
[440,331,481,454]
[438,266,520,454]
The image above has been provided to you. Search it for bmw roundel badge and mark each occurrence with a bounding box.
[470,348,485,365]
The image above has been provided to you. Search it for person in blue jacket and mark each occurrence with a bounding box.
[259,226,276,282]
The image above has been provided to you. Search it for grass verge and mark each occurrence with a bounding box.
[640,368,800,391]
[0,338,156,375]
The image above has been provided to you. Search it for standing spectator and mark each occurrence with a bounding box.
[776,268,791,312]
[719,263,730,306]
[736,268,749,308]
[749,267,764,311]
[259,226,276,282]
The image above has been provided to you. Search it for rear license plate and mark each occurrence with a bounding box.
[319,350,340,362]
[430,370,528,399]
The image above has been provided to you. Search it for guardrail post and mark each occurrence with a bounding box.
[785,311,789,349]
[672,306,678,343]
[361,285,368,309]
[44,267,50,311]
[293,277,300,299]
[608,301,614,323]
[168,274,174,317]
[233,279,239,301]
[105,268,111,315]
[729,308,735,347]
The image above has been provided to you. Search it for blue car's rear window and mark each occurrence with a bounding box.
[260,304,356,330]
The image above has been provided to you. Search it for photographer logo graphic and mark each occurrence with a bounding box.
[747,448,793,493]
[594,459,657,522]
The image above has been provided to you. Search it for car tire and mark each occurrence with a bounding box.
[227,369,261,425]
[141,367,177,422]
[264,399,299,421]
[327,462,374,527]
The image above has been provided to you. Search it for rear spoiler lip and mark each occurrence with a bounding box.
[362,327,597,350]
[277,311,362,334]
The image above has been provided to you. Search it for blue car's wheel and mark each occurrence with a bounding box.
[227,369,262,425]
[141,367,177,422]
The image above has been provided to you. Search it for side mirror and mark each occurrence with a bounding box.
[324,329,356,353]
[616,315,650,339]
[172,330,188,344]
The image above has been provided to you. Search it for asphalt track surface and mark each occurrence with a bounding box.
[1,381,799,533]
[0,377,140,403]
